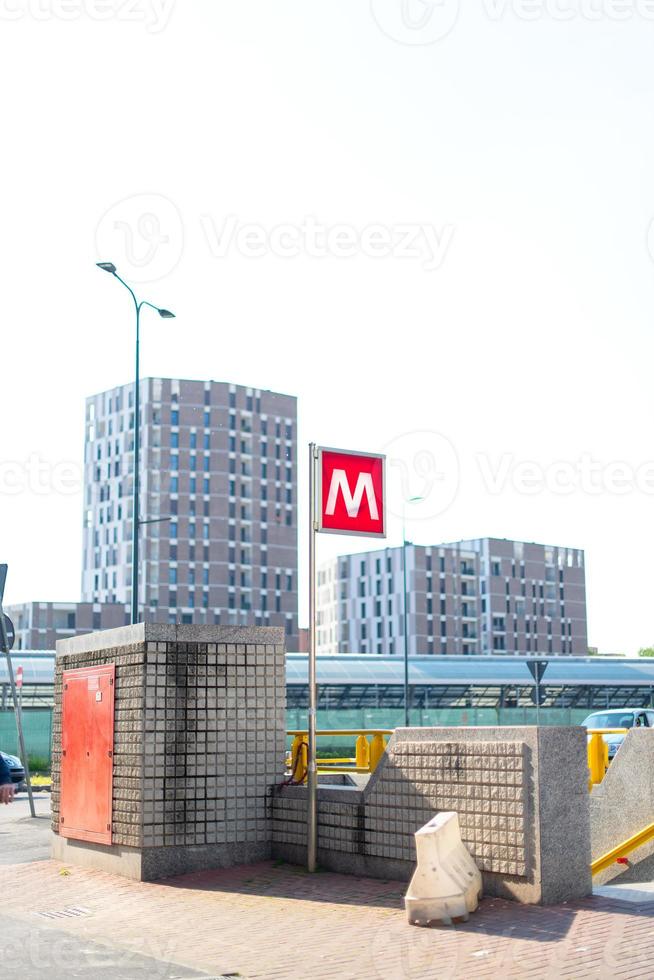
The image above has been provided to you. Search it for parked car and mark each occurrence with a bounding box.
[0,752,25,789]
[582,709,654,761]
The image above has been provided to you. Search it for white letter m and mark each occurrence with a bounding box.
[325,469,379,520]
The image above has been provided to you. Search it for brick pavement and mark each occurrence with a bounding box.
[1,858,653,979]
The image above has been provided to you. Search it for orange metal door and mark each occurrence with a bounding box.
[60,663,115,845]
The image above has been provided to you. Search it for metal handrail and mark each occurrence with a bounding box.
[288,729,393,737]
[591,820,654,875]
[286,729,393,783]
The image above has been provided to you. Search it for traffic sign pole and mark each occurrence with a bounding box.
[307,443,318,872]
[527,659,548,726]
[0,565,35,816]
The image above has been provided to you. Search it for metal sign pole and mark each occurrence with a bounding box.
[0,566,35,816]
[527,659,548,727]
[307,444,318,872]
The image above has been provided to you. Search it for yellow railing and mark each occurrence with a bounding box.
[286,729,393,783]
[587,728,627,788]
[592,820,654,875]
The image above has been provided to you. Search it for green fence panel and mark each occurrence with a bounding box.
[0,709,52,765]
[288,706,593,752]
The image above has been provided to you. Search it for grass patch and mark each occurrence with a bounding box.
[27,755,51,774]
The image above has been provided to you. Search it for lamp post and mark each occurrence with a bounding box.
[96,262,175,625]
[401,496,423,727]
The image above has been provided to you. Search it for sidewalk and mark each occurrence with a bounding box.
[2,852,654,979]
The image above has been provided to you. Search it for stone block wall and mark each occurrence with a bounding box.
[272,726,591,905]
[52,623,286,880]
[367,739,528,876]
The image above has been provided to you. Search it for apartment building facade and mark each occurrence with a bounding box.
[317,537,587,656]
[80,377,298,641]
[6,601,129,651]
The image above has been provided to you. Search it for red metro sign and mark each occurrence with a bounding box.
[318,448,386,537]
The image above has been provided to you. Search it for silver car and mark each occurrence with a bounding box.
[582,708,654,761]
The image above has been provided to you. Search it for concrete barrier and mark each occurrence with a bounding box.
[405,811,482,926]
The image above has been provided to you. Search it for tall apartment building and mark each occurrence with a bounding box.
[81,377,298,640]
[317,537,587,657]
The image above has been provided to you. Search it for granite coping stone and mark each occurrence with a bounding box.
[56,623,285,658]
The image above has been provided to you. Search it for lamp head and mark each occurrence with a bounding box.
[96,261,117,275]
[158,308,175,319]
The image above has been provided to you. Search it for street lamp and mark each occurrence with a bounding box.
[402,496,424,727]
[96,262,175,625]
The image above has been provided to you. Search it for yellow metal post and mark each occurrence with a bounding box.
[290,735,308,784]
[355,735,369,769]
[369,733,385,772]
[587,733,608,786]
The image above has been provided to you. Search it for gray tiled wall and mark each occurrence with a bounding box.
[52,624,286,871]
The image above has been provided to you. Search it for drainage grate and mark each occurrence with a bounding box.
[36,906,93,920]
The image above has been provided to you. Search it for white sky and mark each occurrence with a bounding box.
[1,1,654,654]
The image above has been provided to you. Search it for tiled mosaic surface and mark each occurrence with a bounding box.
[141,640,285,848]
[52,630,286,850]
[273,739,529,877]
[273,796,363,855]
